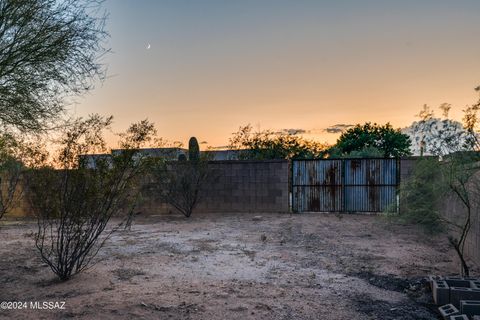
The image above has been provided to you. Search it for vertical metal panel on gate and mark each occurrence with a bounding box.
[292,158,399,213]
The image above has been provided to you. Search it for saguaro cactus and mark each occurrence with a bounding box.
[188,137,200,162]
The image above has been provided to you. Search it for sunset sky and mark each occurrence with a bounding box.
[75,0,480,148]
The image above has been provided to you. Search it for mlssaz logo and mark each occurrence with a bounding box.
[30,301,66,310]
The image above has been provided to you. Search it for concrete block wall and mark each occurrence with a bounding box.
[139,160,290,214]
[399,158,419,183]
[198,160,289,213]
[441,187,480,269]
[399,157,480,268]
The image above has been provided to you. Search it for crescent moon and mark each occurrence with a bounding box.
[146,43,151,50]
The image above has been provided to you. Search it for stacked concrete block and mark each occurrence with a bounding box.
[438,304,460,319]
[445,276,478,287]
[449,315,469,320]
[450,287,480,308]
[460,300,480,318]
[433,280,451,305]
[428,275,444,289]
[431,276,480,319]
[471,281,480,289]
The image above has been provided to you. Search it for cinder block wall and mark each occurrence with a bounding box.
[140,160,290,214]
[400,157,480,267]
[399,158,419,182]
[441,189,480,268]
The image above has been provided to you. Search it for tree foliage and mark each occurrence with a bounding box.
[332,122,411,158]
[229,124,327,160]
[0,0,109,132]
[404,104,475,156]
[396,158,447,232]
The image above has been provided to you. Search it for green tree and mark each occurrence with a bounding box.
[229,124,327,160]
[0,0,109,132]
[332,122,411,158]
[396,157,447,232]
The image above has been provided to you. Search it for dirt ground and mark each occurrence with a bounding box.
[0,212,476,320]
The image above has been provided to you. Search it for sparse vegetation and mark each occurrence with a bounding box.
[152,137,210,218]
[0,134,23,221]
[398,88,480,276]
[229,124,327,160]
[443,152,480,276]
[26,116,154,281]
[396,157,446,232]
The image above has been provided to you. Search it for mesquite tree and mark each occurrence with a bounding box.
[0,0,109,132]
[26,115,154,281]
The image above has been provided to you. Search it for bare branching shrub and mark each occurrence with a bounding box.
[0,158,22,220]
[153,160,210,218]
[26,116,154,281]
[442,153,480,276]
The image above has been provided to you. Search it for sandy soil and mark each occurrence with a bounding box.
[0,212,475,320]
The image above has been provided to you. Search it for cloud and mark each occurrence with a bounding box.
[275,128,309,135]
[271,125,354,136]
[323,124,354,134]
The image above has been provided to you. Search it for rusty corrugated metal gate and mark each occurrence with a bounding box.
[292,158,399,212]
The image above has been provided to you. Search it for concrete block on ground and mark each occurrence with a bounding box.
[445,276,478,288]
[450,287,480,308]
[460,300,480,318]
[471,281,480,289]
[428,275,444,290]
[433,280,451,305]
[473,316,480,320]
[439,304,459,320]
[449,315,469,320]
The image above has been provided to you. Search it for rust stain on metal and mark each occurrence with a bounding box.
[292,158,398,213]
